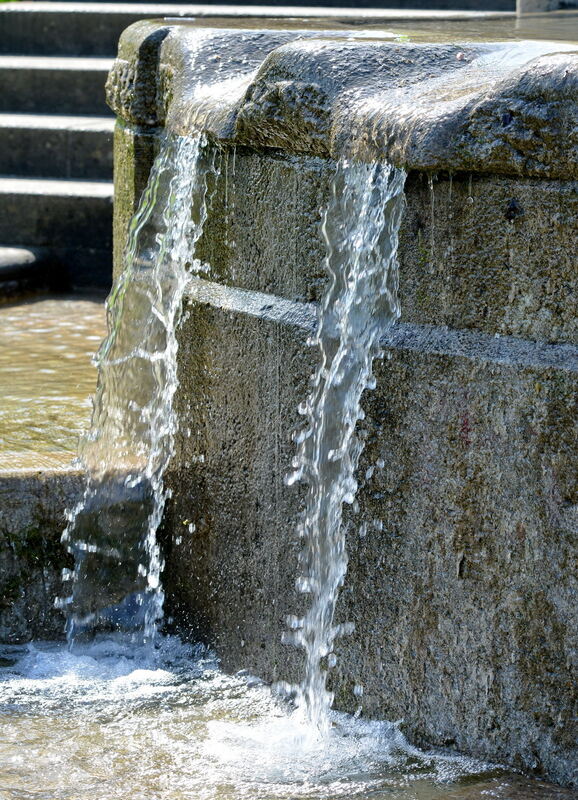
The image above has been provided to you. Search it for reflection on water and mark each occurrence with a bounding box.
[0,635,567,800]
[0,295,106,464]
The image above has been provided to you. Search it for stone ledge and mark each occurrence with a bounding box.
[168,297,578,786]
[106,21,578,178]
[186,276,578,371]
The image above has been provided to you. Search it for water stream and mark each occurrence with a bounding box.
[284,159,406,732]
[1,27,574,799]
[60,133,217,646]
[0,140,568,800]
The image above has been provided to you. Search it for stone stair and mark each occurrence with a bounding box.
[0,7,117,293]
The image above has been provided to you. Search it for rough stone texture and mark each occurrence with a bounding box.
[340,346,578,786]
[119,140,578,347]
[109,26,578,789]
[112,121,158,275]
[163,276,578,789]
[519,1,559,10]
[193,153,578,345]
[107,22,578,178]
[0,469,83,643]
[398,174,578,346]
[147,150,577,786]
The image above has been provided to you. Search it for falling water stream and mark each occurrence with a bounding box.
[59,133,217,644]
[0,139,565,800]
[284,159,406,733]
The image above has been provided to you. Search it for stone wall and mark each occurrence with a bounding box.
[0,469,81,642]
[110,23,578,788]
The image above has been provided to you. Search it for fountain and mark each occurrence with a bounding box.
[0,11,576,799]
[105,20,577,788]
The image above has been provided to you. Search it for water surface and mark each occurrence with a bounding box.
[172,11,578,44]
[0,635,570,800]
[0,295,106,467]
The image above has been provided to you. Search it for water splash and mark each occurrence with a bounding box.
[0,635,505,800]
[59,133,217,646]
[285,158,406,733]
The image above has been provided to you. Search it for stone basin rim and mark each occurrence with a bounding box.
[106,20,578,179]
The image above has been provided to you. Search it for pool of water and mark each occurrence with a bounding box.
[0,634,570,800]
[0,295,106,466]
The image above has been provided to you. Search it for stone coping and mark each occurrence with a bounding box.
[106,20,578,178]
[0,454,79,475]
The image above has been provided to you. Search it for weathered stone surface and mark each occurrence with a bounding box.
[106,23,304,131]
[341,343,578,787]
[111,135,578,785]
[164,280,578,787]
[444,52,578,179]
[399,174,578,345]
[106,21,173,128]
[0,469,83,643]
[107,21,578,177]
[195,151,578,345]
[241,44,578,178]
[112,121,158,275]
[112,142,577,345]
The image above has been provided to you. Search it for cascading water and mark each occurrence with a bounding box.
[285,158,406,734]
[59,133,217,645]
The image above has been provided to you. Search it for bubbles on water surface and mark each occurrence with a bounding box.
[0,635,509,800]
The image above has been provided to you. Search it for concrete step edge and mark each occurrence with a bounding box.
[0,245,44,275]
[0,245,64,297]
[0,176,114,199]
[0,243,112,291]
[0,113,115,132]
[0,2,516,21]
[186,275,578,367]
[0,55,113,71]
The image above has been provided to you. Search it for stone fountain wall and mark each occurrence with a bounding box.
[108,22,578,787]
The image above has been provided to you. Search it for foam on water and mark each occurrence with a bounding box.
[0,635,506,800]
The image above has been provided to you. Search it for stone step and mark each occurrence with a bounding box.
[0,114,114,180]
[0,2,515,57]
[0,57,113,115]
[0,177,113,288]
